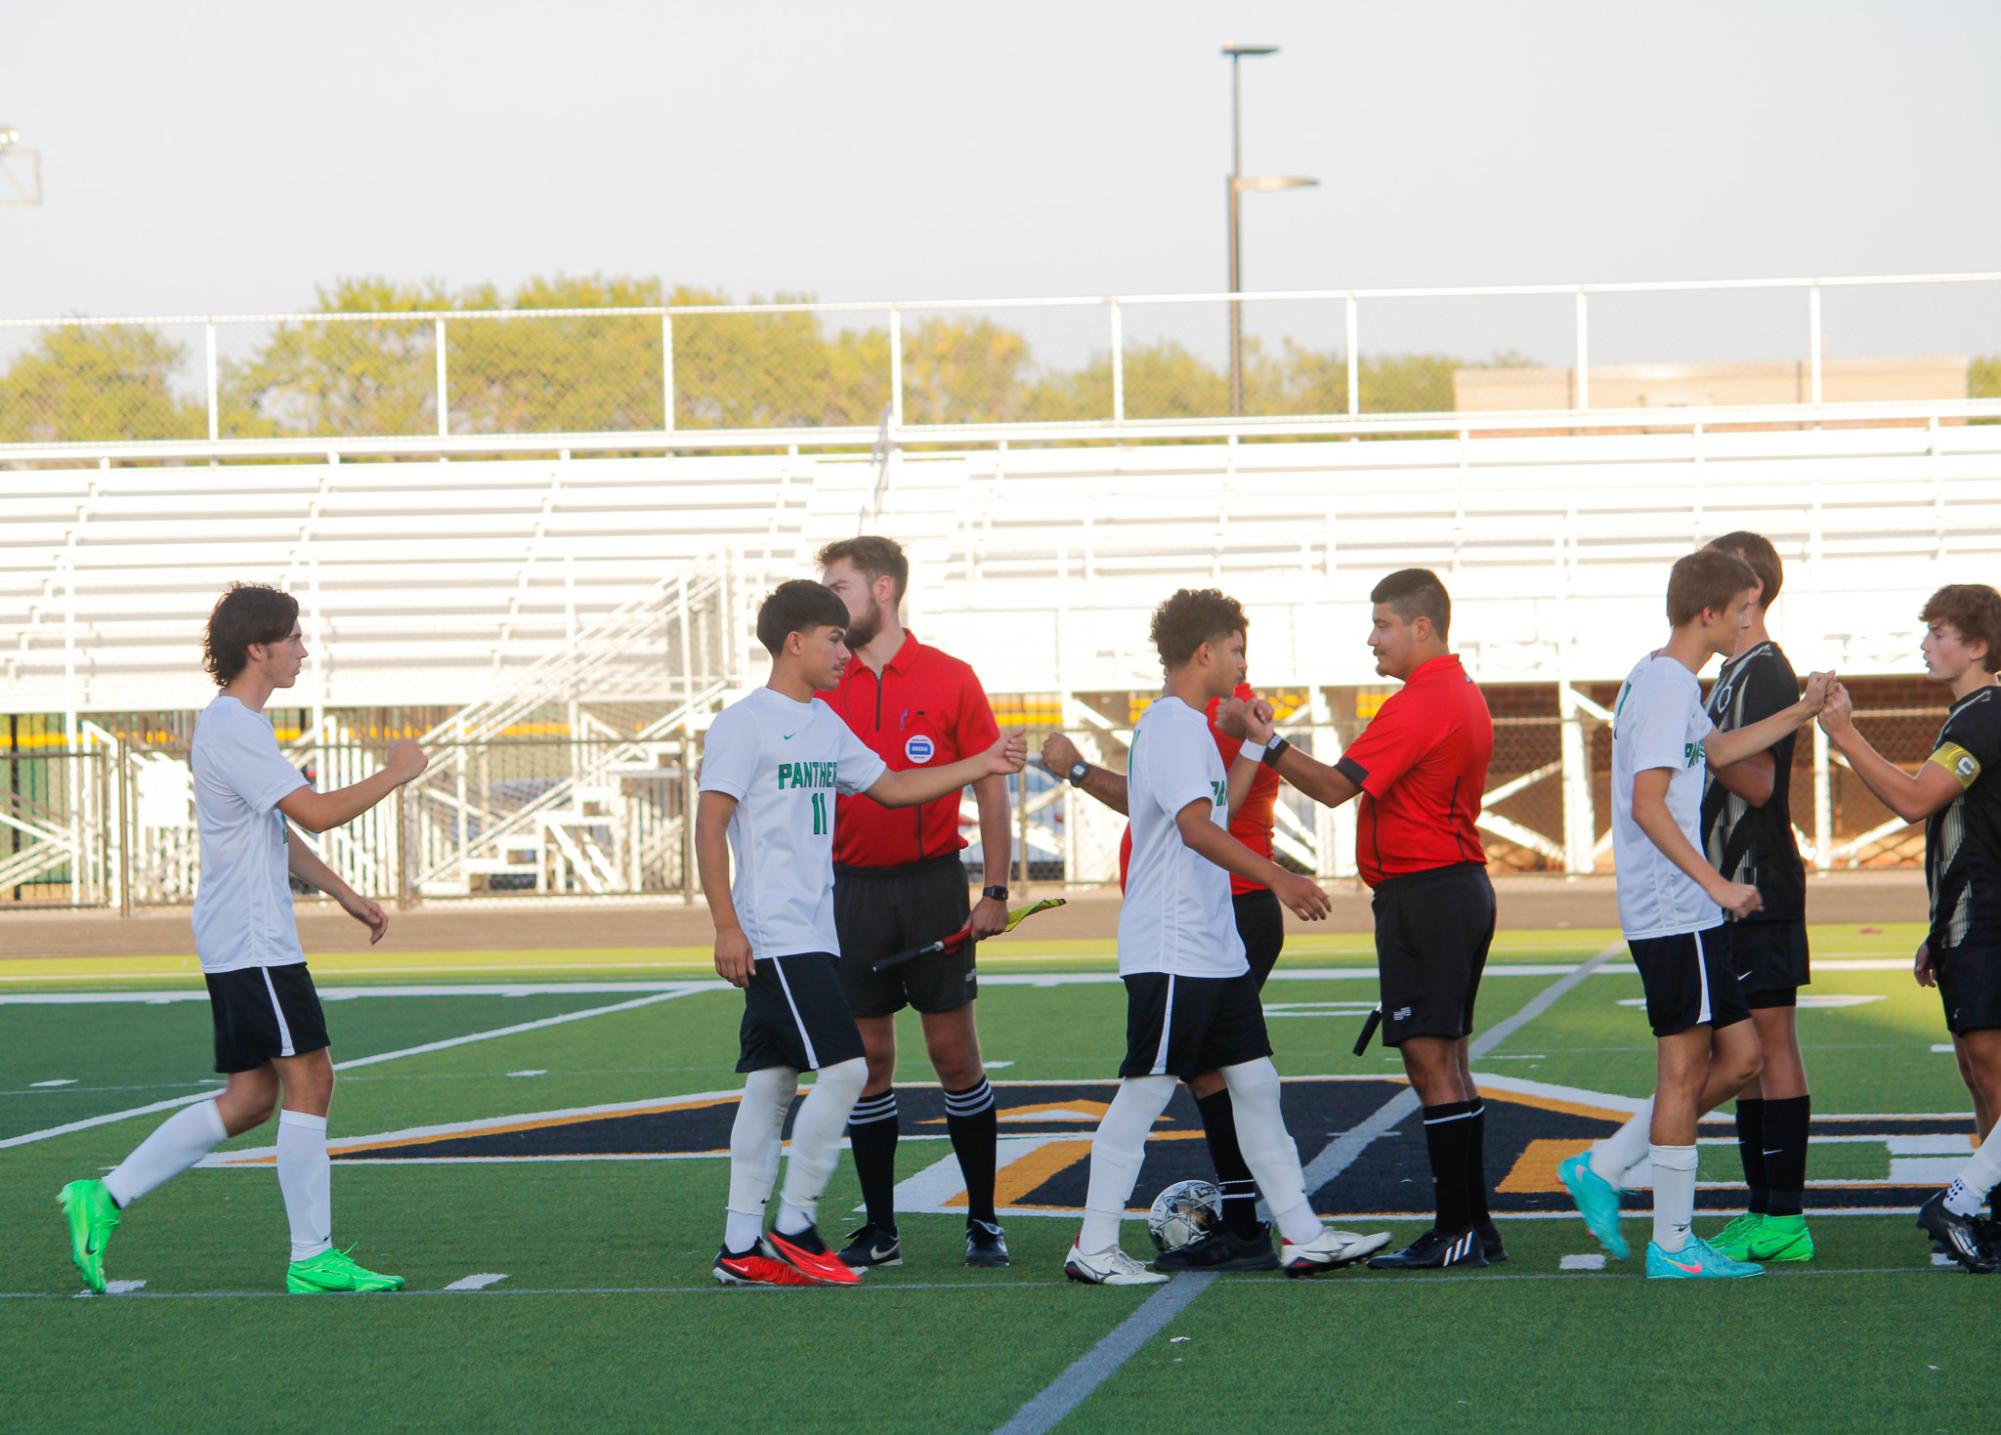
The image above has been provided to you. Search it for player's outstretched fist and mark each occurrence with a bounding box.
[1243,699,1276,745]
[1817,680,1855,734]
[1041,731,1083,775]
[1801,670,1836,714]
[1274,871,1332,921]
[1711,879,1763,921]
[1213,697,1249,739]
[385,740,428,783]
[984,732,1029,774]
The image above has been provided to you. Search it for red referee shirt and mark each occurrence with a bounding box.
[816,631,1001,870]
[1117,684,1281,895]
[1334,653,1492,887]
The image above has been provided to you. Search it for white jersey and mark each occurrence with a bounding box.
[191,695,310,974]
[1610,653,1722,940]
[1118,696,1248,978]
[699,686,888,959]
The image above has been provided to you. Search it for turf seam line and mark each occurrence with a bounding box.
[0,987,708,1150]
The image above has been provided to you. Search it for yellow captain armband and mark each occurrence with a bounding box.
[1928,742,1983,789]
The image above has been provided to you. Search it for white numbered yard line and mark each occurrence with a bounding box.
[0,987,712,1150]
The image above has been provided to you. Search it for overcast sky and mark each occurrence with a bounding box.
[3,0,1996,365]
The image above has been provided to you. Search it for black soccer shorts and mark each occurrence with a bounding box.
[1934,943,2001,1036]
[1118,970,1273,1079]
[1719,920,1811,1009]
[1233,888,1285,989]
[833,854,977,1018]
[1371,862,1496,1047]
[736,952,865,1074]
[1628,926,1751,1038]
[204,963,331,1074]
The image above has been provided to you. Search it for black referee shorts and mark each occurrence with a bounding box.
[1371,862,1495,1047]
[204,964,331,1074]
[833,855,976,1018]
[1234,888,1285,989]
[737,952,866,1074]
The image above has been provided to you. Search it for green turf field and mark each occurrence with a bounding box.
[3,921,1991,1433]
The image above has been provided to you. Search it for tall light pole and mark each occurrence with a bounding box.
[1222,44,1315,415]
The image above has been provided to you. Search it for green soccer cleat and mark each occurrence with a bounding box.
[57,1179,121,1295]
[1646,1234,1763,1280]
[1709,1211,1765,1261]
[286,1245,406,1294]
[1558,1152,1629,1260]
[1740,1213,1814,1263]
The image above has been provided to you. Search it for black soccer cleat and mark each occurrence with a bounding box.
[837,1223,903,1270]
[1916,1193,2000,1274]
[1367,1226,1490,1271]
[965,1219,1010,1268]
[1152,1222,1280,1272]
[1476,1220,1508,1264]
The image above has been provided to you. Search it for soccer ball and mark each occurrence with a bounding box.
[1147,1179,1223,1254]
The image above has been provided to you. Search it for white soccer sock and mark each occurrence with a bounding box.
[276,1110,333,1263]
[1220,1058,1321,1246]
[1649,1143,1698,1253]
[1944,1123,2001,1217]
[726,1066,799,1248]
[103,1099,227,1208]
[1079,1075,1178,1253]
[776,1057,866,1236]
[1589,1097,1656,1186]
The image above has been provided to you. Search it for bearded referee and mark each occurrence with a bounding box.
[816,536,1014,1269]
[1243,568,1503,1269]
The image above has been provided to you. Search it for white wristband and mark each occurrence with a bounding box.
[1237,739,1263,763]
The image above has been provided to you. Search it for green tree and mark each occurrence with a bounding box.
[220,277,448,437]
[0,324,205,443]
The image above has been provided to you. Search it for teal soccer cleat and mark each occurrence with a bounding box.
[1645,1234,1763,1280]
[1558,1152,1629,1261]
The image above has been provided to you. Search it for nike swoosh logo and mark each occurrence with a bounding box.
[782,733,796,741]
[1663,1257,1702,1274]
[1762,1147,1784,1156]
[1736,971,1750,980]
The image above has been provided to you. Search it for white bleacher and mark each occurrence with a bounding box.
[3,420,1999,717]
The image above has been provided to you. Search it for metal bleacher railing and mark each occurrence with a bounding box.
[3,270,1998,908]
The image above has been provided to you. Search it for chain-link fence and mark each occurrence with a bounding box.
[0,692,1966,910]
[4,274,1996,449]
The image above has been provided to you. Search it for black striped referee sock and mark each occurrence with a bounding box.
[1465,1100,1493,1228]
[1423,1100,1480,1232]
[944,1078,999,1226]
[846,1090,900,1234]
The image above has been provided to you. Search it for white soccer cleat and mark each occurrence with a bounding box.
[1281,1225,1391,1277]
[1064,1243,1170,1286]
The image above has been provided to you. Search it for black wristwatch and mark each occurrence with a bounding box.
[1066,760,1091,788]
[982,885,1009,903]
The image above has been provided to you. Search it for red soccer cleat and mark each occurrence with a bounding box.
[713,1239,820,1287]
[766,1227,863,1286]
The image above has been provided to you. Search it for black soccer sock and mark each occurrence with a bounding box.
[1465,1101,1493,1228]
[846,1090,900,1233]
[1735,1097,1769,1215]
[1761,1095,1811,1218]
[944,1078,999,1227]
[1423,1100,1479,1232]
[1196,1087,1263,1238]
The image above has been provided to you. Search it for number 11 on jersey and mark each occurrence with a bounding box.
[811,791,828,834]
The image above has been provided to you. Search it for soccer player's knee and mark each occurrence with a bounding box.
[1219,1057,1282,1109]
[816,1057,868,1102]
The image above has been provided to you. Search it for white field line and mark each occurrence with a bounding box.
[0,987,712,1150]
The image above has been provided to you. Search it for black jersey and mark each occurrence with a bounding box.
[1700,642,1805,923]
[1925,685,2001,953]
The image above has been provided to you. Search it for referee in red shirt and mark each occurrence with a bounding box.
[815,536,1015,1270]
[1244,568,1502,1269]
[1040,681,1290,1267]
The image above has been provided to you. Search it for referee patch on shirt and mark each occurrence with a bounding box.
[1930,741,1982,789]
[904,734,935,763]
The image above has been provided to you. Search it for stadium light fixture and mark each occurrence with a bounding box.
[0,126,18,153]
[1221,46,1314,416]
